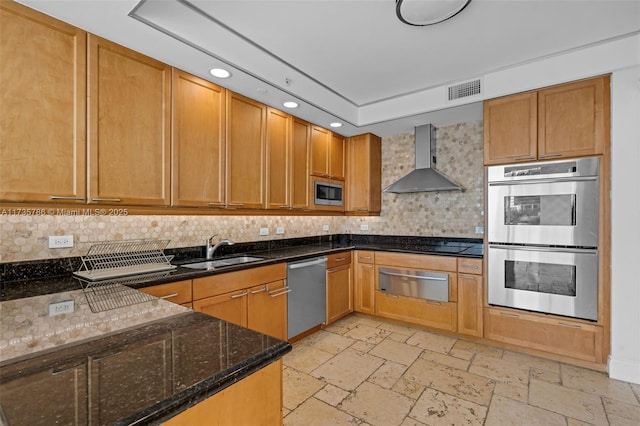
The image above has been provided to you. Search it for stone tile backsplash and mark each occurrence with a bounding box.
[0,122,483,262]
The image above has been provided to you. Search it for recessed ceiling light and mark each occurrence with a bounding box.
[283,101,299,109]
[330,122,343,128]
[209,68,231,78]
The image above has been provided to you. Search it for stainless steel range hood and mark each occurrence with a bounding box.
[383,124,464,193]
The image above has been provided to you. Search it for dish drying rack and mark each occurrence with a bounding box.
[74,239,177,312]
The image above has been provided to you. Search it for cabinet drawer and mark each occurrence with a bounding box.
[484,307,603,363]
[375,291,457,332]
[139,280,192,305]
[193,263,286,300]
[327,252,352,269]
[457,258,482,275]
[375,252,457,272]
[355,251,374,264]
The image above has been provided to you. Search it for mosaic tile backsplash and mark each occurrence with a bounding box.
[0,122,483,262]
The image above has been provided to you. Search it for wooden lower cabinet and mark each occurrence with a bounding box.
[248,280,289,341]
[456,258,483,337]
[163,360,283,426]
[484,307,604,363]
[375,291,457,332]
[193,290,249,328]
[354,251,375,314]
[326,263,353,325]
[192,264,288,340]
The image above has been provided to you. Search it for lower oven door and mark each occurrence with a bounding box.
[488,244,598,321]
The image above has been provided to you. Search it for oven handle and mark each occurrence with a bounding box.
[488,176,597,186]
[488,244,598,255]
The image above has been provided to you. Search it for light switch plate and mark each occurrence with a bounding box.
[259,227,269,236]
[276,227,285,235]
[49,300,74,316]
[360,224,369,231]
[322,225,329,232]
[475,226,484,234]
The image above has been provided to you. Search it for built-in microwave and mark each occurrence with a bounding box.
[313,179,343,207]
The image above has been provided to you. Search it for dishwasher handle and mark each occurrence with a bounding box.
[287,257,327,270]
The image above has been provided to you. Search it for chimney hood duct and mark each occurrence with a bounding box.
[383,124,464,193]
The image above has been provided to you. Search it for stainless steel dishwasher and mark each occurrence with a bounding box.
[287,256,327,339]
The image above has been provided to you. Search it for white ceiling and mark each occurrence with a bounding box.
[18,0,640,136]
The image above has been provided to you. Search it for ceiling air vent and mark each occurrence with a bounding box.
[448,79,481,101]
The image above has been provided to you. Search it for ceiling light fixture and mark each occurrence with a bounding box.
[283,101,299,109]
[209,68,231,78]
[329,122,342,128]
[396,0,472,26]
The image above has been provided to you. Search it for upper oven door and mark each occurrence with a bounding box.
[487,157,599,247]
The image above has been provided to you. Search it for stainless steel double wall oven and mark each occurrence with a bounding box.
[487,157,600,321]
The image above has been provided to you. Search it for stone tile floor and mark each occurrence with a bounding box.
[282,314,640,426]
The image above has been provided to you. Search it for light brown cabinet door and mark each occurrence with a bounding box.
[375,291,457,332]
[328,132,345,180]
[172,70,225,207]
[483,92,538,165]
[354,254,375,314]
[193,290,248,328]
[538,76,608,159]
[163,360,283,426]
[326,263,353,324]
[138,279,193,305]
[346,133,381,214]
[310,125,330,177]
[291,118,311,210]
[247,280,288,340]
[266,108,291,209]
[88,35,171,206]
[457,273,483,337]
[226,92,266,209]
[0,2,86,203]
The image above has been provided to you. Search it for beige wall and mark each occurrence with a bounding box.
[0,121,483,262]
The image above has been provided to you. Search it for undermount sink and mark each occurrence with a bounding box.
[182,256,265,270]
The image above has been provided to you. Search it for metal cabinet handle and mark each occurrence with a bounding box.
[361,265,374,269]
[208,202,225,207]
[278,205,292,209]
[539,153,563,159]
[269,288,291,298]
[230,291,248,299]
[558,322,582,329]
[159,293,179,300]
[250,286,267,294]
[426,301,442,306]
[91,198,121,202]
[499,312,520,318]
[335,257,347,261]
[460,263,479,270]
[514,156,535,161]
[379,270,447,281]
[360,256,372,260]
[458,274,478,280]
[226,203,244,207]
[50,196,86,201]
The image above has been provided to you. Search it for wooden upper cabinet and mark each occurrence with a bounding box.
[0,1,87,203]
[328,132,346,180]
[310,125,330,177]
[483,92,538,165]
[266,108,291,209]
[484,75,609,165]
[226,92,266,209]
[88,35,171,206]
[538,76,608,159]
[346,133,381,215]
[171,70,226,207]
[291,118,311,210]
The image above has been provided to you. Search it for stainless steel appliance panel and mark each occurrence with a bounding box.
[378,267,449,302]
[487,157,599,247]
[287,257,327,339]
[314,180,343,206]
[488,244,598,321]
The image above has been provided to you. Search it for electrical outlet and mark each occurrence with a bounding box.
[322,224,329,232]
[49,300,74,316]
[259,227,269,236]
[49,235,73,249]
[360,224,369,231]
[475,226,484,234]
[276,227,285,235]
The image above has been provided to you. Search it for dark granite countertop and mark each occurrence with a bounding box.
[0,310,291,425]
[1,235,483,302]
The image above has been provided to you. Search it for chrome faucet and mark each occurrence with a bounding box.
[206,235,234,259]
